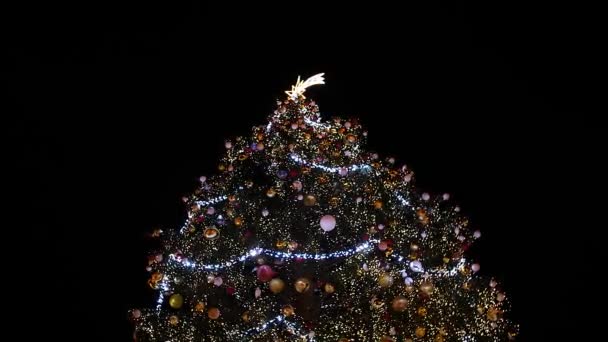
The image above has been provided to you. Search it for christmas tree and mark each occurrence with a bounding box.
[130,74,517,341]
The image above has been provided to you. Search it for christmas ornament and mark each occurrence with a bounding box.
[208,307,220,320]
[294,278,311,293]
[269,278,285,293]
[256,265,274,282]
[378,273,394,288]
[391,296,408,312]
[169,294,184,309]
[203,227,220,240]
[320,215,336,232]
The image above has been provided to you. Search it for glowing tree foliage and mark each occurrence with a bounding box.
[130,74,518,341]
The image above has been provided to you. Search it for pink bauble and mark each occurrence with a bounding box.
[339,168,348,176]
[422,193,430,201]
[292,181,302,192]
[257,265,274,282]
[213,276,223,286]
[207,207,215,215]
[473,230,481,239]
[320,215,337,232]
[132,309,141,319]
[199,176,207,183]
[378,241,388,251]
[472,263,480,272]
[403,174,412,182]
[442,193,450,201]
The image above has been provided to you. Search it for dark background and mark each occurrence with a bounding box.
[7,1,599,341]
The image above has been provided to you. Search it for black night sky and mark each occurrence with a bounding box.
[7,1,599,341]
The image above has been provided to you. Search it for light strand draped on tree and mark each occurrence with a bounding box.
[130,74,518,341]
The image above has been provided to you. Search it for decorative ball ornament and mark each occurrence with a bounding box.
[262,209,269,217]
[472,263,481,272]
[378,241,388,251]
[497,292,506,302]
[323,283,335,294]
[194,302,205,312]
[234,217,243,227]
[420,280,435,295]
[266,188,277,198]
[241,311,250,322]
[282,305,295,316]
[169,315,179,325]
[373,200,383,209]
[294,278,311,293]
[409,260,423,273]
[203,227,220,240]
[304,195,317,206]
[208,307,220,320]
[132,309,141,319]
[487,307,499,321]
[169,294,184,309]
[269,278,285,294]
[292,181,303,191]
[320,215,337,232]
[415,327,426,338]
[417,307,427,317]
[257,265,274,282]
[213,277,223,287]
[391,296,408,312]
[378,273,394,288]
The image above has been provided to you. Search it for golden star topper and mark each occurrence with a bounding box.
[285,73,325,99]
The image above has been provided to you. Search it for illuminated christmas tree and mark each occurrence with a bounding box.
[130,74,518,341]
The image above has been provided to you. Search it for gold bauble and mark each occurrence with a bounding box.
[294,278,311,293]
[420,280,434,295]
[276,240,288,249]
[442,257,450,264]
[282,305,295,316]
[238,153,248,161]
[288,241,299,251]
[169,294,184,309]
[380,337,395,342]
[169,315,179,325]
[391,296,408,312]
[266,188,277,198]
[208,307,220,320]
[405,339,413,342]
[269,278,285,294]
[304,195,316,206]
[234,217,243,227]
[417,307,427,317]
[338,338,350,342]
[329,197,339,207]
[378,273,394,288]
[371,297,385,309]
[405,285,415,293]
[203,227,220,240]
[415,327,426,338]
[194,302,205,312]
[228,195,237,202]
[241,310,250,322]
[487,307,499,321]
[218,164,226,171]
[373,200,383,209]
[151,272,163,282]
[324,283,335,294]
[434,334,445,342]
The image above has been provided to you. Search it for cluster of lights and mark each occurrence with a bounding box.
[289,154,371,174]
[244,314,315,341]
[169,240,378,271]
